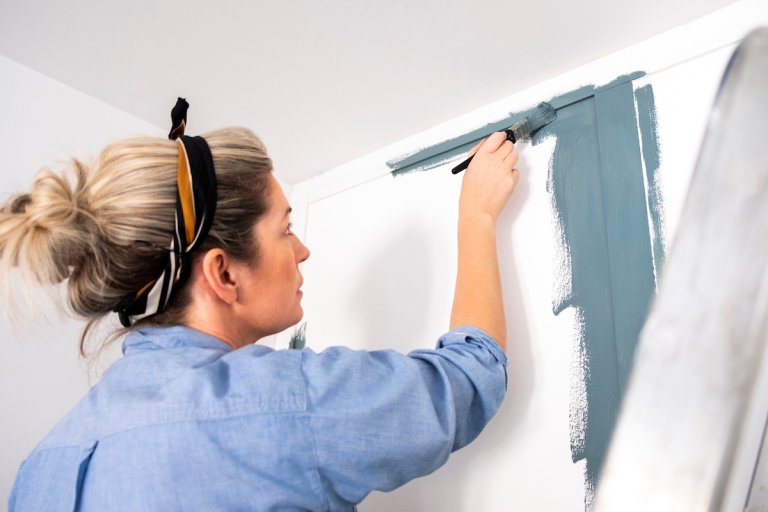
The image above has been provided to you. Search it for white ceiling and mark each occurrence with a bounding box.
[0,0,740,184]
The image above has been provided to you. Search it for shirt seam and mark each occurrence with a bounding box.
[38,408,305,451]
[299,350,332,512]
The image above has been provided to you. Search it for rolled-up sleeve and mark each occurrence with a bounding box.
[301,326,507,506]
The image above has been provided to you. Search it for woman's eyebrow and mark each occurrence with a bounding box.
[284,207,292,218]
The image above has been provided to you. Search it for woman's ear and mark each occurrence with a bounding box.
[200,249,238,304]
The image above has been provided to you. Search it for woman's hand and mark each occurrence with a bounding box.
[459,132,520,223]
[449,132,520,350]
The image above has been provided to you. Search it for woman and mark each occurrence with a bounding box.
[4,100,519,511]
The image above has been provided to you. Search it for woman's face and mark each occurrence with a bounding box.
[237,174,310,340]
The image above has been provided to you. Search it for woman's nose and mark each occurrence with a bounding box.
[295,236,310,263]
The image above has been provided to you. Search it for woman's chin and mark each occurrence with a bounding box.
[289,306,304,327]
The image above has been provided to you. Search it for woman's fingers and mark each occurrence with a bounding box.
[499,139,515,158]
[510,168,520,188]
[503,143,519,166]
[477,132,508,154]
[470,132,522,159]
[467,140,484,157]
[459,133,522,222]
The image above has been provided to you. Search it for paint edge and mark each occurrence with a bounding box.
[634,85,666,281]
[386,72,647,175]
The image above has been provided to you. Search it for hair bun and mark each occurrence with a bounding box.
[0,159,99,285]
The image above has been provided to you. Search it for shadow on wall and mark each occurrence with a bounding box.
[358,160,535,511]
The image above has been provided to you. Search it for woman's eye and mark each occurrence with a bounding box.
[286,222,294,234]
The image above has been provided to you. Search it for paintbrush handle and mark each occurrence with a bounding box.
[451,155,473,174]
[451,130,518,175]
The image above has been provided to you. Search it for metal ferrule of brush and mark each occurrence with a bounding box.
[504,120,531,143]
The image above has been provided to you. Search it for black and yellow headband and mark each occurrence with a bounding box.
[114,98,217,327]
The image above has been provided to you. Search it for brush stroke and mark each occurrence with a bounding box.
[546,82,657,504]
[390,73,663,509]
[540,82,658,504]
[289,322,307,349]
[387,72,646,176]
[538,96,622,502]
[635,85,665,279]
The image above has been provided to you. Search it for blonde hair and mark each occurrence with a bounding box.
[0,127,273,355]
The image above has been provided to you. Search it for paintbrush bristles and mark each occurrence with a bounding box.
[506,102,557,142]
[527,102,557,132]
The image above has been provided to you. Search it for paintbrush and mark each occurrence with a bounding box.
[451,102,557,174]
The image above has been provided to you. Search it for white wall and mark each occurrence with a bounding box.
[284,2,768,510]
[0,55,163,505]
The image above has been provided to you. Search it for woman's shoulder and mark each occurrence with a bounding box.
[34,339,304,451]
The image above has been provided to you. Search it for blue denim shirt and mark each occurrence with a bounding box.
[10,325,507,511]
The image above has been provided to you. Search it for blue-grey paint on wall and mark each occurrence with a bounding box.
[389,74,663,508]
[635,85,665,278]
[289,322,307,349]
[543,81,657,501]
[386,72,645,176]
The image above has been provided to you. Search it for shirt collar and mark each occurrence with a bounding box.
[122,325,240,354]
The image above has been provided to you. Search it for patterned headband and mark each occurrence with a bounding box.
[113,98,218,327]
